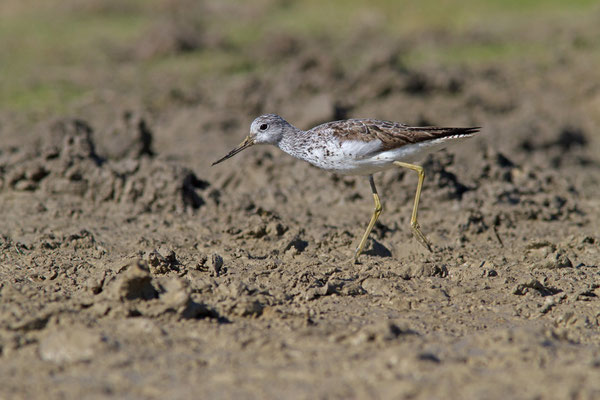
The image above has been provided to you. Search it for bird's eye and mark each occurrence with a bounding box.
[259,123,268,131]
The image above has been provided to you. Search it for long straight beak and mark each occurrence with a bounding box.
[212,136,255,166]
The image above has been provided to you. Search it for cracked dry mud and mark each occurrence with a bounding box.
[1,26,600,400]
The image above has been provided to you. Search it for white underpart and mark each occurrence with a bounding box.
[314,134,475,175]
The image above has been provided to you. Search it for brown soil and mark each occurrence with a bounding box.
[1,11,600,400]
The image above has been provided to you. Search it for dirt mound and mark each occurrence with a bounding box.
[1,117,211,213]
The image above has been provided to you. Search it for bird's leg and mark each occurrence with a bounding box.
[354,175,382,263]
[393,161,433,252]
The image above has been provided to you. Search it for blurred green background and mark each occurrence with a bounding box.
[1,0,598,118]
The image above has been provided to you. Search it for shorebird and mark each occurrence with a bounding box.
[212,114,479,262]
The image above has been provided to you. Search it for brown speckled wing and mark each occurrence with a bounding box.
[312,119,480,151]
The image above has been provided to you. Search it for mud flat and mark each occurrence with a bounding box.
[1,2,599,399]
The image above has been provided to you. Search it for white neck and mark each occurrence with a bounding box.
[276,125,307,158]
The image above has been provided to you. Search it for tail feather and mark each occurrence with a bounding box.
[409,126,481,137]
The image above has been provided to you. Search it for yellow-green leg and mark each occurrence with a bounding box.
[393,161,433,252]
[354,175,382,263]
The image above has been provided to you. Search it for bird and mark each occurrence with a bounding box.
[212,114,479,262]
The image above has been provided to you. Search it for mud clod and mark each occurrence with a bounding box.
[113,260,158,301]
[147,247,180,274]
[535,250,573,270]
[208,254,224,276]
[512,279,561,296]
[155,277,211,319]
[284,235,309,255]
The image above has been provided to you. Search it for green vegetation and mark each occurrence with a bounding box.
[0,0,152,114]
[224,0,598,39]
[0,0,597,116]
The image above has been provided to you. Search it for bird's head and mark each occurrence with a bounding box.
[212,114,289,165]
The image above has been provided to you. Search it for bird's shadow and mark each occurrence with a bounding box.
[363,239,392,258]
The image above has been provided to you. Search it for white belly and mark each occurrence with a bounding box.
[313,136,472,175]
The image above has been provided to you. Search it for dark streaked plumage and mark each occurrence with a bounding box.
[315,119,480,151]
